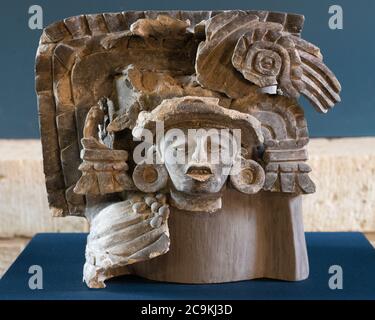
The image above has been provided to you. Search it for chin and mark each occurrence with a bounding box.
[175,180,223,195]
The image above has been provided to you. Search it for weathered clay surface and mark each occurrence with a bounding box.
[196,10,340,111]
[84,192,170,288]
[0,140,89,238]
[3,138,374,241]
[35,10,341,288]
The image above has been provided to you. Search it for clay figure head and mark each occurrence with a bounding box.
[132,96,266,200]
[159,126,239,194]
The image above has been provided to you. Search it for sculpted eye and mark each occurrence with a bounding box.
[206,137,221,153]
[170,142,190,158]
[175,141,189,150]
[175,146,185,152]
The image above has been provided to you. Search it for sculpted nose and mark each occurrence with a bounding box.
[191,138,207,163]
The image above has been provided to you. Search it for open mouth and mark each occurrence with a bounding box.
[185,165,213,182]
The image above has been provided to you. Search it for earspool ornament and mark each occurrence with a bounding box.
[132,162,169,193]
[230,158,265,194]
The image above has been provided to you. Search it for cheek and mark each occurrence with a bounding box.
[211,146,237,165]
[164,146,188,164]
[165,162,186,178]
[164,151,174,164]
[211,164,231,179]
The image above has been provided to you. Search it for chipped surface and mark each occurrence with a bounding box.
[34,10,343,287]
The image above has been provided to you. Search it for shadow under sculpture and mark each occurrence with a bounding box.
[35,10,341,288]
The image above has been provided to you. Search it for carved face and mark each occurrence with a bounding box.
[159,128,239,194]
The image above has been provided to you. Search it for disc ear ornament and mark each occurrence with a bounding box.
[132,163,168,193]
[230,159,265,194]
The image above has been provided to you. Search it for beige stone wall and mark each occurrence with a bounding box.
[0,140,88,276]
[0,140,88,238]
[304,138,375,231]
[0,138,374,276]
[0,238,29,276]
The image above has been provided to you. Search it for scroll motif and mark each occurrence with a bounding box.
[232,28,303,98]
[196,10,341,112]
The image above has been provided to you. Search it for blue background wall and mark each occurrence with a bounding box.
[0,0,373,138]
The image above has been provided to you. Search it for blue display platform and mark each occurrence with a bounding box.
[0,232,374,300]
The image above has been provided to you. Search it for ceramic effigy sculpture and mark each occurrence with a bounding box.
[35,10,341,288]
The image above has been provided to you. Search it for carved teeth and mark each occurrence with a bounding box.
[185,166,213,182]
